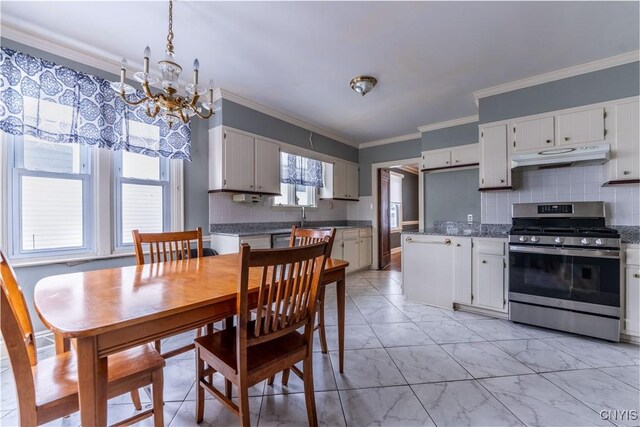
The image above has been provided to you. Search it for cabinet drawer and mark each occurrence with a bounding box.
[359,228,372,238]
[343,229,360,240]
[627,248,640,266]
[240,235,271,249]
[475,240,505,256]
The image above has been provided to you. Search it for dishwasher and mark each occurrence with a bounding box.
[271,233,291,248]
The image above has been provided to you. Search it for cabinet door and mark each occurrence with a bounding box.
[474,255,507,312]
[343,239,359,272]
[451,145,479,167]
[402,235,454,309]
[480,124,509,188]
[625,266,640,335]
[613,100,640,181]
[333,161,348,198]
[452,238,472,305]
[359,237,372,268]
[557,107,605,146]
[346,163,359,200]
[423,151,451,170]
[513,116,555,152]
[331,239,343,260]
[224,130,255,191]
[254,139,280,194]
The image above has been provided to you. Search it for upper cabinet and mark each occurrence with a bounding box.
[320,159,359,200]
[604,99,640,184]
[513,116,555,152]
[479,124,510,190]
[209,128,280,195]
[557,107,605,146]
[421,144,479,171]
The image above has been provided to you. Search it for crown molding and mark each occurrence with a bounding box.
[473,50,640,104]
[359,132,421,149]
[418,115,479,133]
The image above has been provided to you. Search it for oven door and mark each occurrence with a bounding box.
[509,245,620,313]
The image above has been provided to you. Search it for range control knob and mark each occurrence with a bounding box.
[518,236,528,242]
[530,236,540,243]
[554,237,565,244]
[595,238,607,246]
[581,238,591,245]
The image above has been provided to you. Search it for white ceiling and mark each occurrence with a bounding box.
[2,1,638,146]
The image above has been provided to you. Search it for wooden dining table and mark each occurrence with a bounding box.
[34,253,349,426]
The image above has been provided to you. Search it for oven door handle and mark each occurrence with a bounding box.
[509,245,620,259]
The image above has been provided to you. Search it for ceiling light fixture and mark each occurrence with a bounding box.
[349,76,377,96]
[110,0,214,127]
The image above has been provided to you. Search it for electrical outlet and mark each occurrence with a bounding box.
[467,214,473,222]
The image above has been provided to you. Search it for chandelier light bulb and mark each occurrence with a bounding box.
[143,46,151,74]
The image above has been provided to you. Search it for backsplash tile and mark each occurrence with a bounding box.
[482,164,640,226]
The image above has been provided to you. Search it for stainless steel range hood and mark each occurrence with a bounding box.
[511,144,610,171]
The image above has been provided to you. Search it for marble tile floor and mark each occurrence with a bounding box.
[1,269,639,426]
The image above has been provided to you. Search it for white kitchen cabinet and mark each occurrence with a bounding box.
[346,163,359,200]
[330,228,372,272]
[452,238,473,305]
[255,138,281,194]
[513,116,555,152]
[403,234,471,309]
[557,107,605,146]
[359,233,372,268]
[423,151,451,170]
[605,99,640,184]
[472,239,508,313]
[209,128,280,194]
[479,124,510,189]
[320,160,359,200]
[332,161,348,199]
[211,234,272,254]
[623,246,640,337]
[421,144,479,171]
[343,239,359,272]
[451,145,479,167]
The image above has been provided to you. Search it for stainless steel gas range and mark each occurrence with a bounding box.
[508,201,621,342]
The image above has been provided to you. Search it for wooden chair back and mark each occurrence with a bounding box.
[0,251,38,418]
[289,226,336,254]
[237,240,330,352]
[132,227,203,265]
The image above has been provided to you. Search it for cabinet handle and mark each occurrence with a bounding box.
[634,273,640,279]
[249,185,254,189]
[481,260,487,264]
[546,139,551,143]
[455,160,459,163]
[258,185,262,189]
[563,137,570,141]
[499,179,505,183]
[624,171,630,175]
[445,161,450,164]
[444,239,452,246]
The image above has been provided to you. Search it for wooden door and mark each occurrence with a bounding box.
[378,168,391,269]
[513,116,554,152]
[254,138,280,194]
[480,124,509,188]
[224,130,255,192]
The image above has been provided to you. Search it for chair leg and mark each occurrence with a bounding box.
[238,381,251,427]
[267,375,275,386]
[303,354,318,427]
[282,368,291,386]
[195,348,205,424]
[317,287,328,354]
[130,388,142,410]
[154,339,162,353]
[152,370,165,427]
[225,378,233,399]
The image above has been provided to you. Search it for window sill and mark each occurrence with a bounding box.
[391,228,402,233]
[10,251,137,268]
[271,205,319,211]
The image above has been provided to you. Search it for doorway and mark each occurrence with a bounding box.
[375,162,421,271]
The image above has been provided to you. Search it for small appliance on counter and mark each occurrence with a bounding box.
[508,201,621,341]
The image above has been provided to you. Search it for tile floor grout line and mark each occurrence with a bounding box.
[473,374,530,427]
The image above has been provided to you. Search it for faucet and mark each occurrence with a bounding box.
[300,206,306,228]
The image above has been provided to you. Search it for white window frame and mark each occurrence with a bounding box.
[272,152,320,208]
[6,134,94,259]
[113,151,171,250]
[390,171,404,232]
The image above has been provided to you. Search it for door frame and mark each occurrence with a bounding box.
[371,157,424,270]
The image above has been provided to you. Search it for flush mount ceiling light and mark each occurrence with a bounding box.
[349,76,377,96]
[110,0,215,127]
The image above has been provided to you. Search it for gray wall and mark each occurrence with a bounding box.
[479,62,640,124]
[425,168,481,228]
[422,122,478,150]
[2,38,211,332]
[358,138,421,196]
[217,99,358,163]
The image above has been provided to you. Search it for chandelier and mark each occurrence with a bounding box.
[110,0,214,127]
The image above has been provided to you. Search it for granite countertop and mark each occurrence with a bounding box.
[210,221,372,237]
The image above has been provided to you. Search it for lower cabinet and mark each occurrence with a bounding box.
[332,228,372,272]
[211,234,272,254]
[623,245,640,337]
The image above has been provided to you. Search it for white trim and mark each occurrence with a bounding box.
[370,157,424,270]
[396,165,419,175]
[389,171,405,179]
[418,115,479,133]
[212,88,357,148]
[359,133,421,149]
[473,50,640,104]
[391,247,402,255]
[402,220,419,226]
[0,136,7,252]
[170,160,185,231]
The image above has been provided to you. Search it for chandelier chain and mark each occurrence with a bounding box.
[166,0,174,54]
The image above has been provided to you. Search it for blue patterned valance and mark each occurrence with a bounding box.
[281,152,323,188]
[0,47,190,160]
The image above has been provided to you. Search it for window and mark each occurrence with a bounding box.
[273,152,322,207]
[114,122,170,247]
[390,171,403,231]
[9,133,92,257]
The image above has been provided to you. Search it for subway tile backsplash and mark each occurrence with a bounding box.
[481,164,640,226]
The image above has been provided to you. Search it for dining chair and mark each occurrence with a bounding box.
[132,227,213,359]
[194,240,331,426]
[0,251,165,427]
